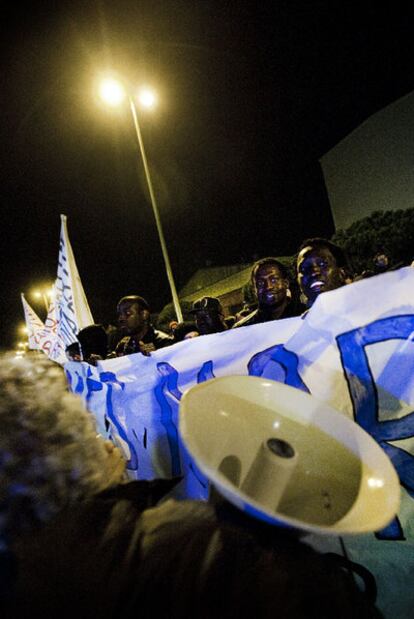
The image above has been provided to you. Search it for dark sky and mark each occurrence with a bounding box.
[2,1,414,348]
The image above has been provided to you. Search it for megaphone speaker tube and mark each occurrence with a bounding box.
[241,438,297,511]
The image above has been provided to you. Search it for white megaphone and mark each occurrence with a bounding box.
[179,376,400,536]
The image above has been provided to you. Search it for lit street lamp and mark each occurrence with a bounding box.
[15,341,29,357]
[98,78,183,322]
[32,286,54,313]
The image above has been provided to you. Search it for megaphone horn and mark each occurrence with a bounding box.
[179,376,400,536]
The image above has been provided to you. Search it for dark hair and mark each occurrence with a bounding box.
[296,238,350,271]
[251,257,289,285]
[77,324,108,361]
[172,321,199,342]
[189,297,223,314]
[117,295,150,311]
[65,342,80,355]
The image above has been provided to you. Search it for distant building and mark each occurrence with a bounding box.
[320,90,414,230]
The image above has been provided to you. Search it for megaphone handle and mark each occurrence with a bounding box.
[322,552,377,603]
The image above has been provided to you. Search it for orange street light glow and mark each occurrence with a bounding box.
[138,88,157,109]
[99,78,126,107]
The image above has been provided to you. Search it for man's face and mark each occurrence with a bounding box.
[195,310,225,335]
[254,263,289,309]
[117,301,147,335]
[297,246,345,307]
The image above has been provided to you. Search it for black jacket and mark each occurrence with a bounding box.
[114,326,173,356]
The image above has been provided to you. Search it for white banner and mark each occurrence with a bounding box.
[20,293,44,350]
[66,268,414,618]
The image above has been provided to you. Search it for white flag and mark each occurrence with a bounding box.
[35,283,67,365]
[20,293,44,350]
[54,214,94,348]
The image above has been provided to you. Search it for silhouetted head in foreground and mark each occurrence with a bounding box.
[0,354,125,544]
[77,324,108,364]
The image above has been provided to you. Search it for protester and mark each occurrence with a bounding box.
[65,341,81,362]
[77,324,108,365]
[0,356,381,618]
[168,320,179,335]
[189,297,228,335]
[172,321,200,343]
[296,238,351,308]
[0,354,178,615]
[122,499,382,619]
[354,251,390,280]
[233,257,303,328]
[0,354,127,544]
[103,322,122,353]
[114,295,173,356]
[373,252,389,274]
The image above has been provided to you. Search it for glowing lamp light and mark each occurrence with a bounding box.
[138,88,157,109]
[99,79,126,107]
[31,285,54,312]
[33,288,53,298]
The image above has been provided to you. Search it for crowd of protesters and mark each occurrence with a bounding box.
[65,237,360,364]
[1,236,404,616]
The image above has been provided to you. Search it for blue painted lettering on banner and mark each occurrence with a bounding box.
[197,360,215,383]
[154,363,183,477]
[65,370,72,389]
[85,366,103,406]
[337,315,414,540]
[157,361,183,401]
[73,372,84,395]
[100,372,138,471]
[247,344,310,392]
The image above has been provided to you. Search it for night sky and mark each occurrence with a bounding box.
[2,2,414,349]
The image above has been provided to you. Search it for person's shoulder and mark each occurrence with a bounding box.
[283,300,306,318]
[97,478,181,510]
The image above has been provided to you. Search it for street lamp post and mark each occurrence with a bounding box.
[99,78,183,323]
[128,96,183,322]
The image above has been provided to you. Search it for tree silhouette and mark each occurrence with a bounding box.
[332,208,414,275]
